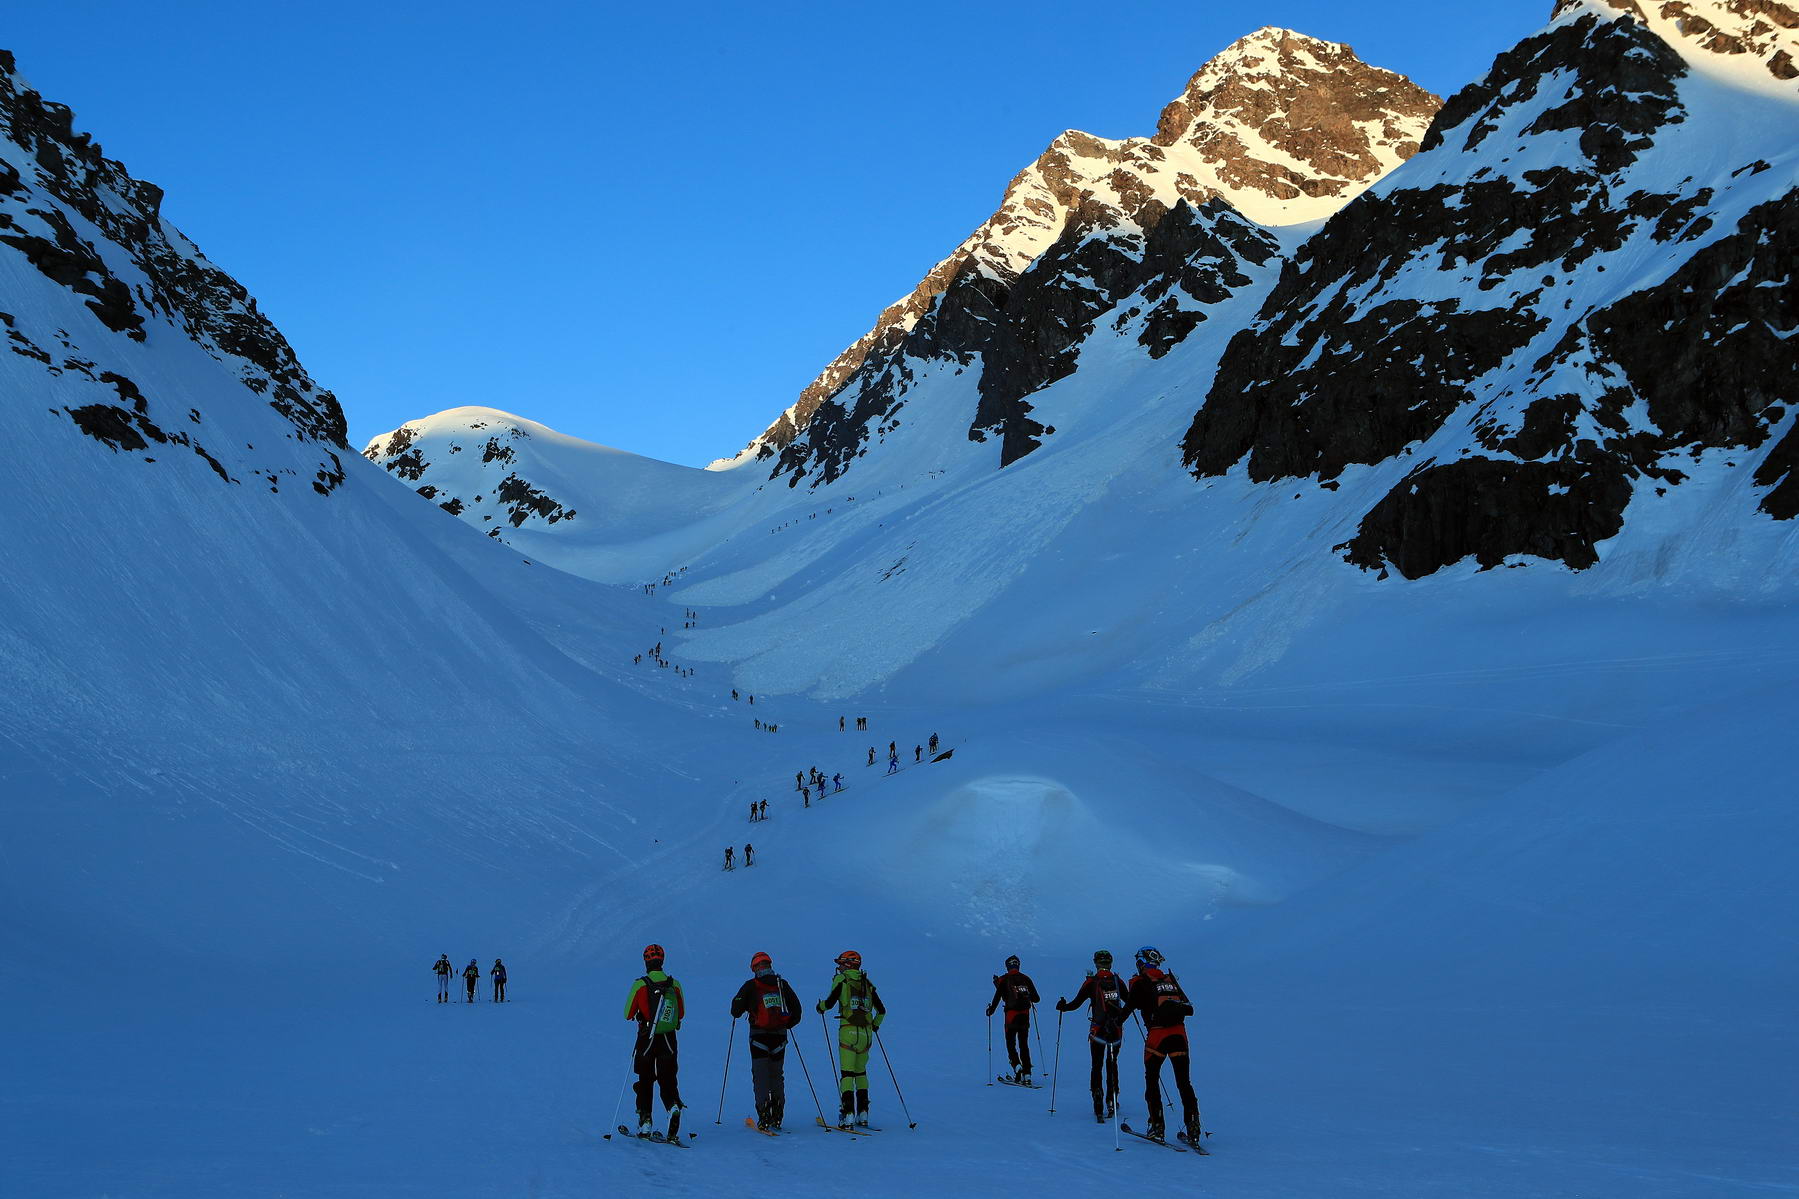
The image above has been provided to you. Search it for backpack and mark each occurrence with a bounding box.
[493,965,506,982]
[1147,971,1193,1021]
[641,975,680,1033]
[1004,974,1033,1010]
[839,974,876,1029]
[748,976,788,1031]
[1091,971,1127,1036]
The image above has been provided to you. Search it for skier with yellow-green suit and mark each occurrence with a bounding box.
[815,949,886,1128]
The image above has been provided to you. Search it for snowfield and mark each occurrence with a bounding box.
[5,2,1799,1196]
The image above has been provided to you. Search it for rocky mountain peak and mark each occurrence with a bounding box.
[726,28,1440,468]
[1150,28,1443,209]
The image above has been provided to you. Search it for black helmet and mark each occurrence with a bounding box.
[1004,954,1020,970]
[1093,949,1113,966]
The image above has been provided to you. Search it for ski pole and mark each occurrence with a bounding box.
[1049,1008,1063,1114]
[715,1016,736,1124]
[872,1027,917,1129]
[822,1014,842,1124]
[789,1029,828,1125]
[986,1008,993,1086]
[601,1039,639,1139]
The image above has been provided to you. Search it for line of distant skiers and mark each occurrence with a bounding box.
[866,733,938,773]
[989,948,1202,1144]
[432,953,508,1003]
[722,844,755,869]
[622,945,887,1139]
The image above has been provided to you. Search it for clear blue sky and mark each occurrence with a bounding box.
[7,1,1546,466]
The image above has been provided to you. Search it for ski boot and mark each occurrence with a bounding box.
[1182,1113,1209,1153]
[636,1111,654,1138]
[837,1099,855,1130]
[770,1100,784,1132]
[1146,1115,1166,1142]
[665,1105,683,1141]
[1092,1091,1106,1123]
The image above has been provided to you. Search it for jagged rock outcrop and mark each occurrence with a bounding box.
[746,28,1438,484]
[0,49,348,494]
[1182,0,1797,578]
[364,412,578,533]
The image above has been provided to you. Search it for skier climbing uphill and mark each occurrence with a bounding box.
[624,944,687,1140]
[817,950,885,1127]
[1056,949,1132,1120]
[729,951,803,1131]
[462,958,480,1002]
[433,953,451,1003]
[1126,946,1202,1146]
[986,955,1041,1083]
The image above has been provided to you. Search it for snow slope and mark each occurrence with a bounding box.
[7,5,1799,1197]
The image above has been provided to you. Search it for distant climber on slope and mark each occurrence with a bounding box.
[462,958,480,1003]
[491,958,508,1002]
[433,953,452,1003]
[987,955,1041,1083]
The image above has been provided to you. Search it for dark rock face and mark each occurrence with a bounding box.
[0,50,347,488]
[362,416,579,531]
[1184,9,1795,577]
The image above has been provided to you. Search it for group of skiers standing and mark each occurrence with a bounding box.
[990,948,1203,1145]
[622,945,887,1138]
[433,953,507,1003]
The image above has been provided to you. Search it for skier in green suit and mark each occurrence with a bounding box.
[816,949,886,1127]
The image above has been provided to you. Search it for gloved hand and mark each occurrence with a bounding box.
[816,1001,827,1014]
[985,1004,996,1017]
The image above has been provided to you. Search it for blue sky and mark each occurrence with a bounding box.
[7,0,1546,466]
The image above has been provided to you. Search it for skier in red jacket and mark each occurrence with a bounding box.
[1126,946,1202,1145]
[729,951,803,1130]
[986,955,1041,1083]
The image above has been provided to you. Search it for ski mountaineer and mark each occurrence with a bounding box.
[1056,950,1132,1120]
[724,846,734,871]
[1127,946,1202,1144]
[886,749,900,774]
[744,843,755,867]
[729,951,803,1131]
[491,958,508,1002]
[624,944,687,1139]
[816,950,886,1127]
[986,955,1041,1083]
[462,959,480,1002]
[433,954,452,1003]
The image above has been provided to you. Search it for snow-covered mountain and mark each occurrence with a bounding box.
[0,50,349,496]
[372,0,1796,599]
[724,28,1441,470]
[1186,0,1798,578]
[9,7,1799,1196]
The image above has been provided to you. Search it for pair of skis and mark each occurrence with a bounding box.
[1119,1122,1211,1154]
[613,1124,693,1147]
[995,1073,1043,1089]
[815,1116,880,1135]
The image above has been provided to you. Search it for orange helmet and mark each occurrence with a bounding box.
[642,943,665,964]
[750,951,773,972]
[835,950,862,969]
